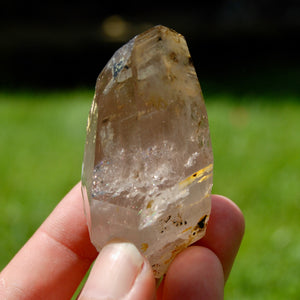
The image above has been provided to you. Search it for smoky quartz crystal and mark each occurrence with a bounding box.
[82,25,213,277]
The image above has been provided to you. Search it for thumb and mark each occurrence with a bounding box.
[78,242,156,300]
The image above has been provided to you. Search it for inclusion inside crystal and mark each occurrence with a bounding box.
[82,25,213,278]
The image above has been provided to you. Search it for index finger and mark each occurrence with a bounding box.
[0,183,98,300]
[197,194,245,280]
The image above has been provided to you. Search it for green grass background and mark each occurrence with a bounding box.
[1,69,299,298]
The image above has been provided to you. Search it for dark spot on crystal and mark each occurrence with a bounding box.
[165,215,171,223]
[184,221,187,225]
[188,56,193,66]
[193,173,197,177]
[102,117,110,124]
[147,200,154,209]
[113,61,124,78]
[169,52,178,62]
[197,215,207,229]
[192,215,208,235]
[157,36,162,41]
[124,65,129,69]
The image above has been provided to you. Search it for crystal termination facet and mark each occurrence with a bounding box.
[81,25,213,278]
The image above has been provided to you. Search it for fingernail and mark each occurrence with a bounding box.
[80,242,144,299]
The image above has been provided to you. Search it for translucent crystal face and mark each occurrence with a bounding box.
[81,25,213,278]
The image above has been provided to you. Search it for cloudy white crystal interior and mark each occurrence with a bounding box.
[81,25,213,278]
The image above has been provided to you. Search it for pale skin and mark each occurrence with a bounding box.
[0,182,245,300]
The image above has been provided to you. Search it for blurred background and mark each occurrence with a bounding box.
[1,0,299,90]
[1,1,300,299]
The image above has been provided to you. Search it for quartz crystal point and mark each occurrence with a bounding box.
[81,25,213,278]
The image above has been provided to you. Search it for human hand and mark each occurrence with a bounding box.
[0,183,244,299]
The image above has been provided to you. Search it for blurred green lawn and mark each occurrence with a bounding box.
[1,84,300,299]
